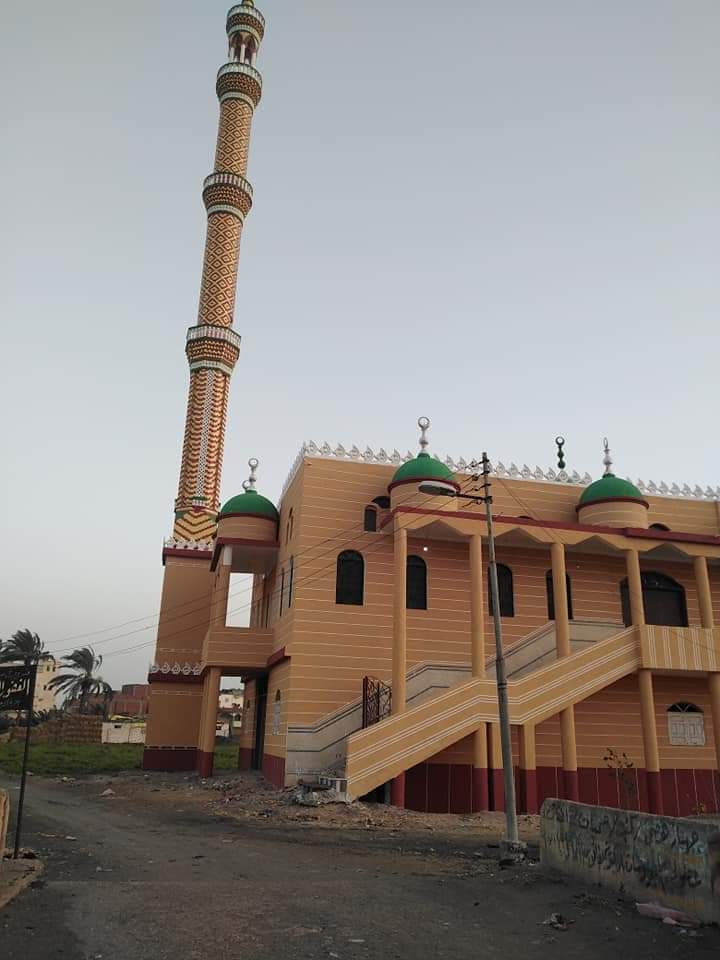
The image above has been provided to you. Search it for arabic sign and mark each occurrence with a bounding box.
[0,664,36,712]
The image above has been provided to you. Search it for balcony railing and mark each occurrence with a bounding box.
[202,626,274,671]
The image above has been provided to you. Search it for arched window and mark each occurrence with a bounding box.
[363,506,378,532]
[279,568,285,617]
[407,555,427,610]
[650,522,670,531]
[288,556,294,607]
[336,550,364,605]
[667,702,705,746]
[286,509,294,544]
[620,571,688,627]
[546,570,574,621]
[488,564,514,617]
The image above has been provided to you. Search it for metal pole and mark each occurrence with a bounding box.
[13,663,37,859]
[481,453,519,845]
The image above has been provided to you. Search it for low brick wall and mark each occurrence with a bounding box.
[541,798,720,923]
[10,715,102,745]
[0,790,9,862]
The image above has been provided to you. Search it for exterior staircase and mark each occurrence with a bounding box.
[285,619,624,788]
[344,625,640,800]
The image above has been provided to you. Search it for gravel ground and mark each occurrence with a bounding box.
[1,770,719,960]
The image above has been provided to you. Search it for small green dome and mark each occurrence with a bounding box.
[579,473,645,507]
[391,452,455,486]
[219,489,278,520]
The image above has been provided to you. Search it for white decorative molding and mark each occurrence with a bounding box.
[279,442,720,504]
[149,661,202,676]
[163,538,214,552]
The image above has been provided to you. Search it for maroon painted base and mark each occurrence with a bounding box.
[519,768,538,814]
[238,747,253,770]
[391,772,406,808]
[404,762,720,816]
[143,746,197,772]
[646,770,663,814]
[197,750,214,778]
[563,769,579,802]
[262,753,286,788]
[472,767,489,812]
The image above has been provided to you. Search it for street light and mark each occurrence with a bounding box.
[420,451,521,848]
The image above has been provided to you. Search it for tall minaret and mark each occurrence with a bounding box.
[173,1,265,543]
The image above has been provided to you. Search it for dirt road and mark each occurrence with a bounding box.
[1,772,718,959]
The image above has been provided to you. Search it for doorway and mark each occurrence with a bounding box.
[252,674,268,770]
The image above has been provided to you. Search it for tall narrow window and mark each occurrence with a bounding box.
[286,509,294,543]
[279,568,285,617]
[488,564,514,617]
[336,550,364,605]
[271,690,282,737]
[546,570,573,621]
[288,556,294,607]
[363,506,378,532]
[407,555,427,610]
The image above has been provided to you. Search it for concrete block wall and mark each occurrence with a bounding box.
[541,798,720,923]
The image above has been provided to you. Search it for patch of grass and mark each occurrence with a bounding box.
[0,740,242,776]
[0,742,145,776]
[214,743,240,770]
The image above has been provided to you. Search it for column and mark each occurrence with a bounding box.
[391,522,407,807]
[472,728,489,813]
[560,707,579,801]
[550,541,571,658]
[519,724,538,814]
[210,546,232,629]
[469,534,489,811]
[552,542,576,799]
[694,555,714,630]
[709,674,720,776]
[470,534,485,676]
[197,667,222,777]
[625,548,645,626]
[488,723,505,811]
[639,669,663,814]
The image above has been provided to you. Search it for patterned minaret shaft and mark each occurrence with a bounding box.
[174,1,265,542]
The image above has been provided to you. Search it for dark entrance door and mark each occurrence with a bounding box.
[620,572,688,627]
[252,674,268,770]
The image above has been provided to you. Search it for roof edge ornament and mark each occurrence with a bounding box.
[277,441,720,504]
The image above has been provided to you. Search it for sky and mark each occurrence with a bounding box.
[1,1,719,687]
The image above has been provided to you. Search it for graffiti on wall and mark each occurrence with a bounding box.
[542,798,720,906]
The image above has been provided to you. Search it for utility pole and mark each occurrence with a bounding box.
[479,453,519,846]
[421,454,522,850]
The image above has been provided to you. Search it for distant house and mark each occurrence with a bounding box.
[111,684,149,718]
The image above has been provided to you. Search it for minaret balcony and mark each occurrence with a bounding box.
[202,172,254,220]
[226,4,265,35]
[216,62,262,107]
[186,324,242,368]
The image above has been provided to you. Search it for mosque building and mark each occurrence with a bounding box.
[144,3,720,817]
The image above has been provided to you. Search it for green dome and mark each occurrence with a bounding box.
[219,489,278,520]
[391,452,455,486]
[579,473,645,507]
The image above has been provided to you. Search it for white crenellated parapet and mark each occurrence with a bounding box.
[280,441,720,504]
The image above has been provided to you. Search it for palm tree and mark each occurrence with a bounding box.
[48,647,113,716]
[0,628,46,666]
